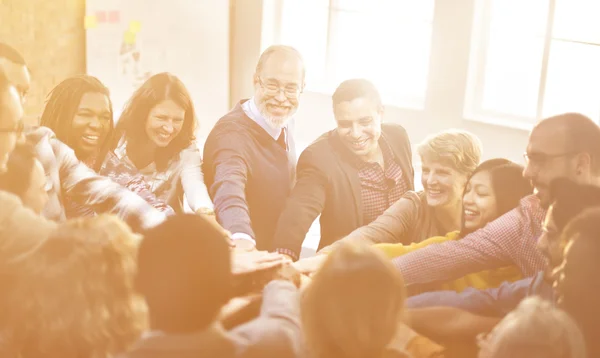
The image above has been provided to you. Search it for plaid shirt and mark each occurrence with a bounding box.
[114,139,213,213]
[353,139,408,223]
[65,152,175,218]
[28,127,166,231]
[392,195,547,288]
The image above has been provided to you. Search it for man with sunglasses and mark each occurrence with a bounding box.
[204,45,305,251]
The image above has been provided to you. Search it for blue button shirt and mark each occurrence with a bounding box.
[406,271,553,317]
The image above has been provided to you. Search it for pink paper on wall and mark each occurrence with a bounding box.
[108,10,120,24]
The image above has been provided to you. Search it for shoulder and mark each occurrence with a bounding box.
[298,130,338,167]
[209,103,251,138]
[25,126,56,150]
[381,123,409,139]
[205,117,253,152]
[0,190,22,211]
[403,190,426,203]
[25,126,70,167]
[381,123,411,149]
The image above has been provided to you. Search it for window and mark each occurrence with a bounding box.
[262,0,435,109]
[466,0,600,125]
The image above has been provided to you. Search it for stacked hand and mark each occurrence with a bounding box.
[232,250,288,275]
[292,254,327,275]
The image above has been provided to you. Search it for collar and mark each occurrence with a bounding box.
[242,97,285,140]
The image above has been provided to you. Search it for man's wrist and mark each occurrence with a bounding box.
[275,248,298,261]
[231,233,257,248]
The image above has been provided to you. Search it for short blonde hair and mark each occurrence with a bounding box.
[2,215,145,358]
[481,297,587,358]
[301,243,406,358]
[417,129,482,175]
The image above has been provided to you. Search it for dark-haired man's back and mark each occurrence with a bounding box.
[121,214,302,358]
[121,280,301,358]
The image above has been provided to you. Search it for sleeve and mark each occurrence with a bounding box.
[272,148,328,260]
[405,276,538,317]
[391,198,544,287]
[54,140,166,231]
[0,191,57,265]
[229,280,302,358]
[207,132,253,237]
[318,191,421,254]
[179,145,214,212]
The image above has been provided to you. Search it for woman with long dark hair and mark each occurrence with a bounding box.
[102,72,213,214]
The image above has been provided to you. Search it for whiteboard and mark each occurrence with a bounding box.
[85,0,230,139]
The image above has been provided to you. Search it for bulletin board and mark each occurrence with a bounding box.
[84,0,230,138]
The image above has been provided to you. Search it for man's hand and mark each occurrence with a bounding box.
[273,263,302,288]
[292,255,327,275]
[233,239,257,252]
[232,251,287,275]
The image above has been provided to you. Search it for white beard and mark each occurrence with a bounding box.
[264,114,290,130]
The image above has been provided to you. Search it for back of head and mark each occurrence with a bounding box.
[481,297,586,358]
[137,214,232,333]
[3,215,142,358]
[550,178,600,231]
[0,141,37,198]
[332,78,383,110]
[536,113,600,174]
[417,129,482,175]
[40,75,112,148]
[302,243,405,358]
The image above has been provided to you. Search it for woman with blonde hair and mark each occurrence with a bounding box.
[477,296,586,358]
[302,242,445,358]
[296,129,482,273]
[0,215,145,358]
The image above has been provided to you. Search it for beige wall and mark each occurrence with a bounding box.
[2,0,530,163]
[230,0,531,165]
[0,0,86,125]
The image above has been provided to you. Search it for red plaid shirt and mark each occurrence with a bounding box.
[392,195,547,287]
[354,139,408,224]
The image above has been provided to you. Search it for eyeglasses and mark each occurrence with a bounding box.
[257,77,303,99]
[0,121,24,135]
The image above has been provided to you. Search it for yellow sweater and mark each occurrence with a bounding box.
[375,231,521,292]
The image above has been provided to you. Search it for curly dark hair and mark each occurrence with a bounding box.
[1,215,145,358]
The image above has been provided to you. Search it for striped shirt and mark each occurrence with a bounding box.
[28,127,166,231]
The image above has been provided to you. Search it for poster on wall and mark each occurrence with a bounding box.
[85,0,230,138]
